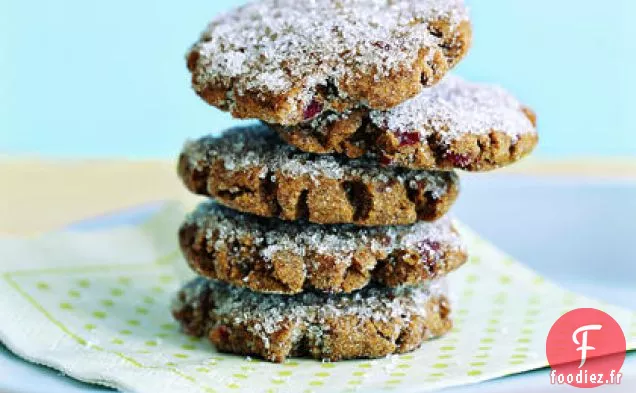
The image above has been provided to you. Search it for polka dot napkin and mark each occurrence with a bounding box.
[0,202,634,393]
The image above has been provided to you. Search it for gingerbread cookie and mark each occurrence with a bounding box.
[172,277,452,362]
[274,75,539,171]
[187,0,471,125]
[178,125,459,226]
[180,202,466,294]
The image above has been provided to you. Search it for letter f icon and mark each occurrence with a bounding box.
[572,324,602,368]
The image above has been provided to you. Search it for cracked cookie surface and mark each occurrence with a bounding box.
[274,75,538,171]
[178,125,459,226]
[172,277,452,362]
[180,202,466,294]
[187,0,471,125]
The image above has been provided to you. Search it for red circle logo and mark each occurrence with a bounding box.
[546,308,626,388]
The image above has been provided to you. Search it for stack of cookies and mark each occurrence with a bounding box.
[172,0,538,363]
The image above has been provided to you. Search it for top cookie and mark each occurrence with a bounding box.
[274,76,539,171]
[187,0,472,125]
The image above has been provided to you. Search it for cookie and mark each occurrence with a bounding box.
[273,75,539,171]
[180,202,466,294]
[172,277,452,362]
[178,125,459,226]
[186,0,472,125]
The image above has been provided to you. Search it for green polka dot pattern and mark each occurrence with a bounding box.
[0,208,634,393]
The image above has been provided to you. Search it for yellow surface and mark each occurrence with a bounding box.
[1,157,635,235]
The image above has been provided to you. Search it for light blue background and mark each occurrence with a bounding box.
[1,0,635,158]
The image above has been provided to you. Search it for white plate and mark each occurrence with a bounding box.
[1,175,635,392]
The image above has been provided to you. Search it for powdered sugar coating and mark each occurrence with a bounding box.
[172,277,447,345]
[182,124,452,195]
[188,0,469,113]
[187,202,464,266]
[370,75,537,143]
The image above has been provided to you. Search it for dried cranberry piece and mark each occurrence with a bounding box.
[372,41,392,50]
[397,131,421,147]
[303,99,323,120]
[210,325,230,343]
[425,241,441,252]
[445,152,472,168]
[417,240,442,276]
[379,153,393,166]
